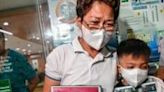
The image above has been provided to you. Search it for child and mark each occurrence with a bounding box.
[115,39,164,92]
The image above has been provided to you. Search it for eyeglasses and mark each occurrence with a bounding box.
[83,20,115,31]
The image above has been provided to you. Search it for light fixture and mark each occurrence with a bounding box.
[3,22,9,26]
[48,15,51,19]
[0,29,13,35]
[22,49,26,52]
[16,48,20,51]
[5,38,8,41]
[28,50,32,53]
[32,35,36,39]
[39,5,42,8]
[27,44,31,47]
[36,37,40,40]
[45,31,53,37]
[46,41,50,44]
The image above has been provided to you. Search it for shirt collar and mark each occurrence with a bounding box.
[72,37,85,53]
[101,46,116,58]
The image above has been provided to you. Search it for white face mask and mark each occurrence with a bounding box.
[81,25,113,50]
[120,66,148,87]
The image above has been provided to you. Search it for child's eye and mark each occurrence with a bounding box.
[141,65,148,70]
[127,66,134,69]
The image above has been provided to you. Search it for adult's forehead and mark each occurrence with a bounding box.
[84,2,114,19]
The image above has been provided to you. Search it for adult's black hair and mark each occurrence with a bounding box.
[76,0,120,21]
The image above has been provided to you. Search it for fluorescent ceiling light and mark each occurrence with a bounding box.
[36,37,40,40]
[3,22,9,26]
[5,38,8,41]
[28,50,32,53]
[0,29,13,35]
[16,48,20,51]
[22,49,26,52]
[27,44,31,47]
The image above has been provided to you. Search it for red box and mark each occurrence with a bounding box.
[51,86,101,92]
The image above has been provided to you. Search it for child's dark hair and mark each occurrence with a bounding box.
[117,39,151,60]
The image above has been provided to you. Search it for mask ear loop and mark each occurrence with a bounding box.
[74,23,83,37]
[75,17,83,38]
[117,64,124,81]
[117,61,127,82]
[79,25,90,38]
[117,65,131,86]
[80,25,85,38]
[78,26,83,37]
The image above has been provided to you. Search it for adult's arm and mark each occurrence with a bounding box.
[156,66,164,80]
[44,47,64,92]
[43,76,60,92]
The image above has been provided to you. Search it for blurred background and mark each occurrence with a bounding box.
[0,0,164,91]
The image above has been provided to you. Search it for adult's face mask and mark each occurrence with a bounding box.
[81,25,113,50]
[120,66,148,87]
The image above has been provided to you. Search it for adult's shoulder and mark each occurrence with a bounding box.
[47,43,74,62]
[148,76,164,91]
[148,76,164,86]
[49,43,73,55]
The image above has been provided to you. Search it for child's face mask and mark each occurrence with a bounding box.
[120,66,148,87]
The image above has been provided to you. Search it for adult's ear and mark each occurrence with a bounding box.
[75,17,82,29]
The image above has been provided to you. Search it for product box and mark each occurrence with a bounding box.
[51,86,101,92]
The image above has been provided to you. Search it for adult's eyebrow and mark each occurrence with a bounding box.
[104,19,114,23]
[90,15,101,20]
[88,19,100,24]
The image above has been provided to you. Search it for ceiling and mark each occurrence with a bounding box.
[0,0,36,11]
[0,0,49,55]
[5,34,42,55]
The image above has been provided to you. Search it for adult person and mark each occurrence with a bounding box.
[115,39,164,92]
[0,30,39,92]
[44,0,120,92]
[157,37,164,80]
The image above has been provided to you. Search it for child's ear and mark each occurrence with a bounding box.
[117,64,121,73]
[117,64,122,79]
